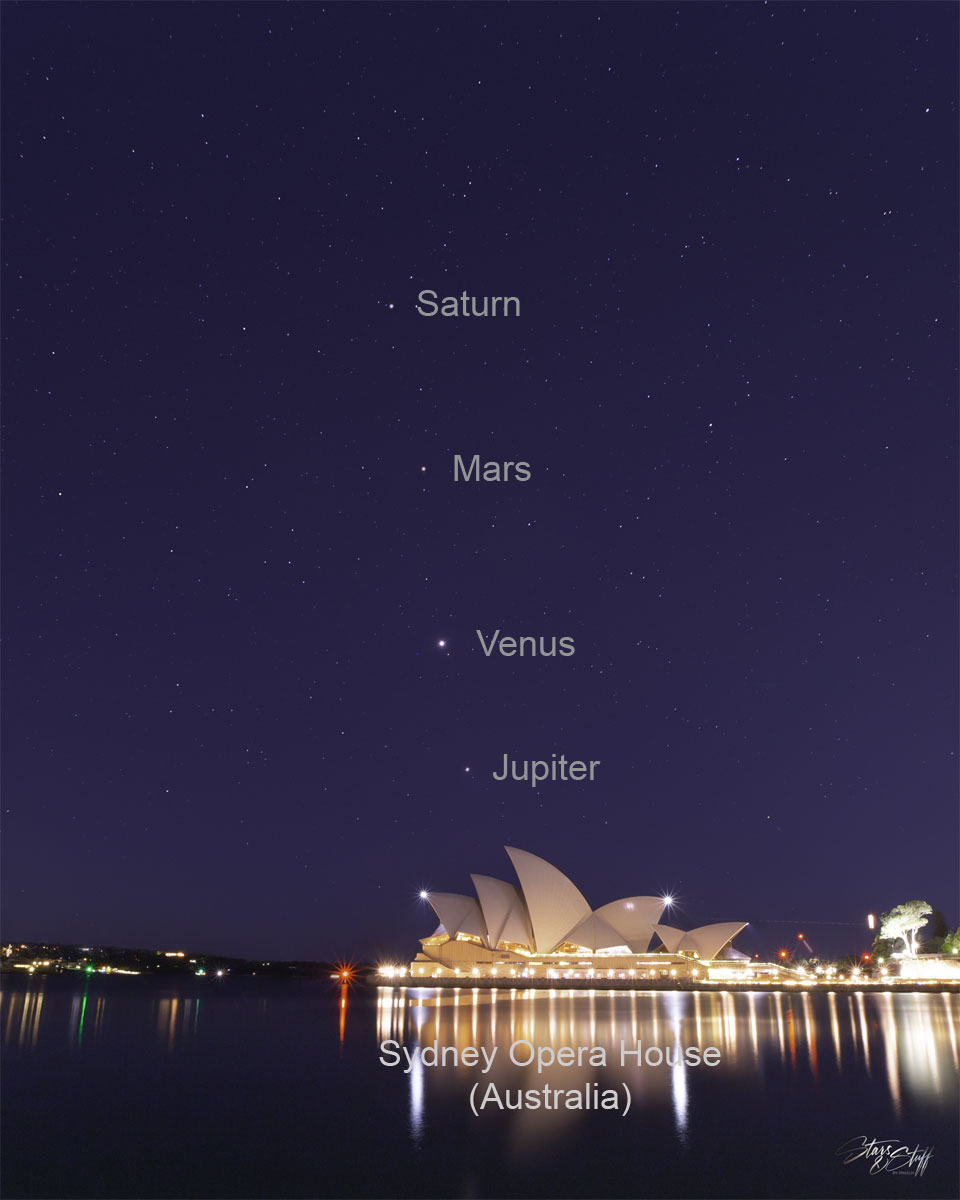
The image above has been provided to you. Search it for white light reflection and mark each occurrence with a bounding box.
[828,992,841,1068]
[671,1052,689,1142]
[668,991,689,1142]
[408,1051,424,1144]
[877,993,900,1116]
[943,993,959,1072]
[801,993,818,1079]
[747,993,759,1062]
[855,992,872,1074]
[773,993,785,1060]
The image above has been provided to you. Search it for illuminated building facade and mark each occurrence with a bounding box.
[397,847,786,984]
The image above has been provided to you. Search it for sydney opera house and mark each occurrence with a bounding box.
[393,847,792,984]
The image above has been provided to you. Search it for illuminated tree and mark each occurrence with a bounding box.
[942,928,960,955]
[879,901,932,958]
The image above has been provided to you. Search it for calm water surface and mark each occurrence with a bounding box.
[2,976,958,1198]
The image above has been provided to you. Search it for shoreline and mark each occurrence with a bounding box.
[371,976,960,994]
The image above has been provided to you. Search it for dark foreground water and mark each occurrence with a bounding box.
[2,976,958,1199]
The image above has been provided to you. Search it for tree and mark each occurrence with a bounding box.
[941,928,960,956]
[920,910,949,952]
[879,901,933,957]
[871,934,899,961]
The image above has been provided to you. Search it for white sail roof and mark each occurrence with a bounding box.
[416,849,749,963]
[594,896,665,953]
[425,892,488,941]
[679,922,748,960]
[470,874,534,950]
[653,923,686,953]
[565,911,628,952]
[654,921,748,960]
[505,846,591,953]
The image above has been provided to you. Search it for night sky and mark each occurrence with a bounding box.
[2,3,956,963]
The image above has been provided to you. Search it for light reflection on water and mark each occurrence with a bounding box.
[3,979,959,1198]
[376,987,960,1144]
[4,982,958,1125]
[2,983,203,1051]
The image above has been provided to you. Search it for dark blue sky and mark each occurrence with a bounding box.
[2,2,956,961]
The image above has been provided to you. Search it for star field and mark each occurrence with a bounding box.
[2,2,956,960]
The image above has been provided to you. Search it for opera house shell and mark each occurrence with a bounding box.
[397,847,777,984]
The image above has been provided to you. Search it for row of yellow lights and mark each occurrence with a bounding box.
[12,962,142,975]
[378,964,954,986]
